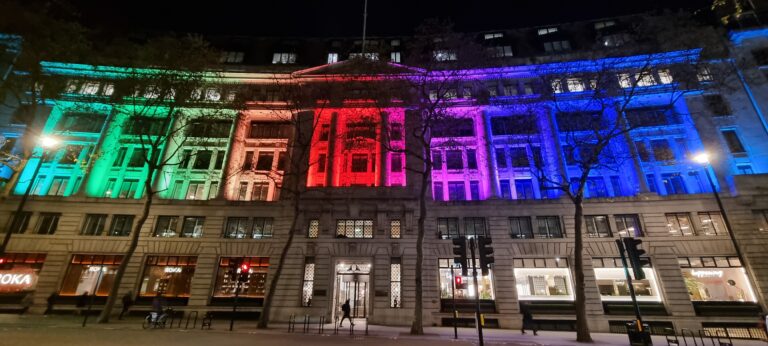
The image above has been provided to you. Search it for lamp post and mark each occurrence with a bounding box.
[0,136,59,256]
[692,152,754,296]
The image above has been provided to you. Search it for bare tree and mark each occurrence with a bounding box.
[95,35,241,323]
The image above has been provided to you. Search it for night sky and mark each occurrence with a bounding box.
[67,0,714,37]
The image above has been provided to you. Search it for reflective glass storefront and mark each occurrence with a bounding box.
[593,257,661,302]
[139,256,197,298]
[60,254,123,296]
[0,253,46,301]
[513,258,573,301]
[212,257,269,299]
[679,256,756,302]
[438,259,494,300]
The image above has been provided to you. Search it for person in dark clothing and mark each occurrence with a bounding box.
[119,292,134,320]
[44,293,57,315]
[151,293,166,314]
[75,292,88,316]
[338,299,354,327]
[521,308,538,335]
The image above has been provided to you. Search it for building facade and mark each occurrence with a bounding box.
[1,14,768,338]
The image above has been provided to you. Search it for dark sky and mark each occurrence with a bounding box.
[68,0,714,37]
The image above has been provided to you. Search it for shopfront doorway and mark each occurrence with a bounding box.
[333,260,371,321]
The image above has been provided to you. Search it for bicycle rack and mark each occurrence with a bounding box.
[702,329,733,346]
[201,312,213,330]
[184,311,199,330]
[681,328,700,346]
[365,316,369,336]
[287,314,296,332]
[303,315,310,333]
[664,328,680,346]
[349,321,354,336]
[317,316,325,334]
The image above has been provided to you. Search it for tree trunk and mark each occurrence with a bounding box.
[410,166,429,335]
[96,192,153,323]
[257,193,300,329]
[572,198,592,342]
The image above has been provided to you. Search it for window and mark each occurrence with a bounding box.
[437,218,459,239]
[646,174,658,193]
[433,182,444,201]
[108,215,133,236]
[447,182,465,201]
[536,216,563,238]
[319,124,330,141]
[317,154,327,173]
[223,217,249,239]
[586,215,611,237]
[255,152,274,171]
[515,180,534,200]
[651,140,675,161]
[351,154,368,172]
[661,173,687,195]
[551,79,563,93]
[537,27,558,35]
[679,256,756,302]
[272,52,297,64]
[139,256,196,298]
[615,215,642,237]
[5,212,31,234]
[306,219,320,238]
[492,45,514,57]
[81,214,107,236]
[55,113,106,133]
[495,148,507,168]
[390,154,402,173]
[118,179,138,198]
[737,165,754,175]
[249,122,292,139]
[59,145,85,165]
[251,183,269,201]
[566,78,585,92]
[251,217,273,239]
[391,258,402,308]
[593,258,660,302]
[500,180,512,199]
[666,213,694,236]
[59,255,122,296]
[509,148,529,168]
[127,148,145,167]
[757,210,768,233]
[187,120,231,138]
[509,217,533,239]
[327,52,338,64]
[47,176,68,196]
[544,40,571,52]
[36,213,60,235]
[213,257,269,299]
[439,259,495,300]
[464,217,487,238]
[586,177,609,198]
[484,32,504,39]
[154,216,178,237]
[390,220,401,239]
[242,152,254,171]
[302,257,315,307]
[594,20,615,29]
[446,150,463,170]
[186,181,206,200]
[220,51,244,63]
[336,219,373,238]
[513,258,572,300]
[658,69,674,84]
[705,95,730,116]
[469,181,480,201]
[721,130,746,154]
[698,212,728,236]
[432,118,474,137]
[390,51,401,63]
[181,217,205,238]
[432,151,443,170]
[433,50,457,61]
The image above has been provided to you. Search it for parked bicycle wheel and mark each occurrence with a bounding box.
[142,314,152,329]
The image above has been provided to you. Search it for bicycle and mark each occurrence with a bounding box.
[142,308,172,329]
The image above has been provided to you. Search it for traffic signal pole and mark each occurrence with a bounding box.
[450,265,458,339]
[469,238,485,346]
[616,239,644,332]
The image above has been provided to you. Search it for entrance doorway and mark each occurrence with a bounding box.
[333,261,371,320]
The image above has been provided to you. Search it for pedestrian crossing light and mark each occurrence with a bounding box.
[622,237,650,280]
[478,236,494,276]
[238,262,251,282]
[452,236,468,276]
[454,276,467,289]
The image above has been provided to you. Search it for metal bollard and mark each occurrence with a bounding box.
[318,316,325,334]
[365,317,369,336]
[333,315,339,335]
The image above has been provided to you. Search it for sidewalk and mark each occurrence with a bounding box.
[0,314,765,346]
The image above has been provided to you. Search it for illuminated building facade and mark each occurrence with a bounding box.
[1,15,768,337]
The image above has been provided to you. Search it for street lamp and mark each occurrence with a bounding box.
[692,152,753,297]
[0,136,60,256]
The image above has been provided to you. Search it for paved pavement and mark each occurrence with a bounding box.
[0,314,765,345]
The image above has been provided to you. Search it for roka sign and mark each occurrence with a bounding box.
[0,270,37,293]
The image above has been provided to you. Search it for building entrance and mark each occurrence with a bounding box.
[333,261,371,320]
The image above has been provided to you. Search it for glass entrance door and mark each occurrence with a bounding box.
[334,262,371,319]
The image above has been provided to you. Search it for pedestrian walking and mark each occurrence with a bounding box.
[338,299,354,327]
[521,307,538,336]
[119,292,134,320]
[44,293,56,315]
[151,293,166,314]
[20,293,33,314]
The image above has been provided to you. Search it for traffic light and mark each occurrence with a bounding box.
[477,236,494,276]
[452,236,468,276]
[238,262,251,282]
[454,276,467,290]
[622,237,650,280]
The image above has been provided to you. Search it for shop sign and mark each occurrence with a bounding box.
[0,269,38,292]
[690,269,723,278]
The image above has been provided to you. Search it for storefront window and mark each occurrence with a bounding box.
[513,258,573,300]
[592,258,661,302]
[438,259,494,300]
[212,257,269,298]
[679,256,756,302]
[60,254,123,296]
[0,253,46,296]
[139,256,197,297]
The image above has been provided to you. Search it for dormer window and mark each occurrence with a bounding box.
[220,51,245,64]
[543,40,571,53]
[433,50,457,61]
[484,32,504,40]
[327,52,339,64]
[594,20,616,30]
[272,52,297,64]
